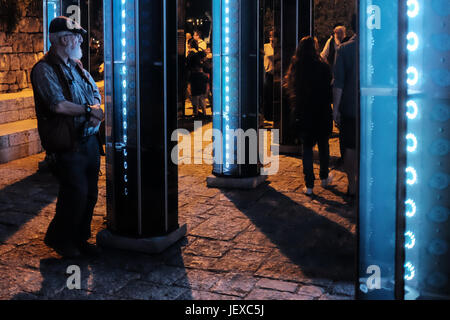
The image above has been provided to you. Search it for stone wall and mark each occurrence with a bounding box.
[0,4,44,94]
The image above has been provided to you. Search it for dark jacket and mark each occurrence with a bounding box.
[293,59,333,137]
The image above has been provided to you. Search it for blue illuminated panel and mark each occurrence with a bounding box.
[403,0,449,300]
[44,0,61,52]
[212,0,259,177]
[104,0,139,234]
[213,0,240,176]
[359,1,399,299]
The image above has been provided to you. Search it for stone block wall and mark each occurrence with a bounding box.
[0,5,44,93]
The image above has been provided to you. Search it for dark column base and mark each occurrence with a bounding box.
[206,175,267,189]
[96,224,187,254]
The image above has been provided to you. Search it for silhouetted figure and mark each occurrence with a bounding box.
[286,36,333,195]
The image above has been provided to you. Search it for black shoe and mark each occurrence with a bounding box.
[44,238,81,258]
[78,242,102,257]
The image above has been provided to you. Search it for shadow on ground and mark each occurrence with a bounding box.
[222,182,356,281]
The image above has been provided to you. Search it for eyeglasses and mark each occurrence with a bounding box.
[61,33,83,42]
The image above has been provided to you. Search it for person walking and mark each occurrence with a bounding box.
[333,20,358,200]
[286,36,333,195]
[31,16,104,258]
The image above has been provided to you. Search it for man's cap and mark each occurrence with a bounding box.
[49,16,87,35]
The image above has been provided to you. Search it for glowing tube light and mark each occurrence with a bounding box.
[407,32,419,52]
[406,167,418,185]
[406,100,418,119]
[404,262,416,280]
[407,0,419,18]
[406,133,418,152]
[405,199,417,217]
[405,231,416,249]
[407,66,419,86]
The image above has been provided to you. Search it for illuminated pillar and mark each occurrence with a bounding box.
[358,0,449,300]
[401,0,449,300]
[43,0,90,71]
[208,0,267,188]
[98,0,186,253]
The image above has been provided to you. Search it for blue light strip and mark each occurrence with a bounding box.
[404,0,421,284]
[213,0,240,175]
[121,0,128,196]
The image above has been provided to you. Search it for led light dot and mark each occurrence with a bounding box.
[406,133,418,152]
[406,100,418,119]
[407,0,419,18]
[407,66,419,86]
[405,231,416,249]
[404,262,416,280]
[405,199,417,217]
[406,167,417,185]
[407,32,419,51]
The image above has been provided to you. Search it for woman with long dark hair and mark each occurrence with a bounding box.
[286,36,333,195]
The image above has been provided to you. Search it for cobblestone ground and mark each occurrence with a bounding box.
[0,121,355,300]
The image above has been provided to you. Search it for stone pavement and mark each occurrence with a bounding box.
[0,121,355,300]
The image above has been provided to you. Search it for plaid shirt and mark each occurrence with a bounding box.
[31,50,102,137]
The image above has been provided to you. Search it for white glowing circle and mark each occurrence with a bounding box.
[225,17,229,23]
[407,32,419,51]
[225,8,229,13]
[406,167,417,185]
[225,76,230,82]
[123,94,127,102]
[407,0,419,18]
[407,67,419,86]
[404,262,415,281]
[406,133,418,152]
[406,100,418,119]
[122,66,127,74]
[122,24,126,33]
[123,108,127,116]
[121,0,125,4]
[225,27,229,33]
[225,37,230,43]
[123,121,127,129]
[122,80,127,88]
[122,10,126,18]
[405,199,416,217]
[124,161,128,169]
[405,231,416,249]
[225,67,229,73]
[122,38,126,46]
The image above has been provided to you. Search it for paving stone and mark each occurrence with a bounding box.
[178,289,240,300]
[190,215,250,241]
[330,281,355,296]
[245,288,314,300]
[211,273,259,298]
[255,278,298,293]
[297,285,325,297]
[176,269,223,291]
[143,265,188,286]
[213,249,269,273]
[184,238,233,258]
[114,280,188,300]
[318,293,353,300]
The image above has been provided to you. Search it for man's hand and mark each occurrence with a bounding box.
[88,116,101,129]
[90,104,104,121]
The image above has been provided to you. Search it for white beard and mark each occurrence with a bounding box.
[65,43,83,60]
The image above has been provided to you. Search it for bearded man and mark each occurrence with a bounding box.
[31,16,104,258]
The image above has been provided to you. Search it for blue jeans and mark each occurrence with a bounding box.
[45,135,100,246]
[302,134,330,189]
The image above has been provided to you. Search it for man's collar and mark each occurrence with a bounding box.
[48,47,77,67]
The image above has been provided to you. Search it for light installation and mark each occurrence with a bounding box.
[212,0,259,178]
[403,0,449,300]
[102,0,183,242]
[359,0,449,300]
[43,0,61,52]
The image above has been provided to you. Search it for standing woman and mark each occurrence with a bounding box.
[286,36,333,195]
